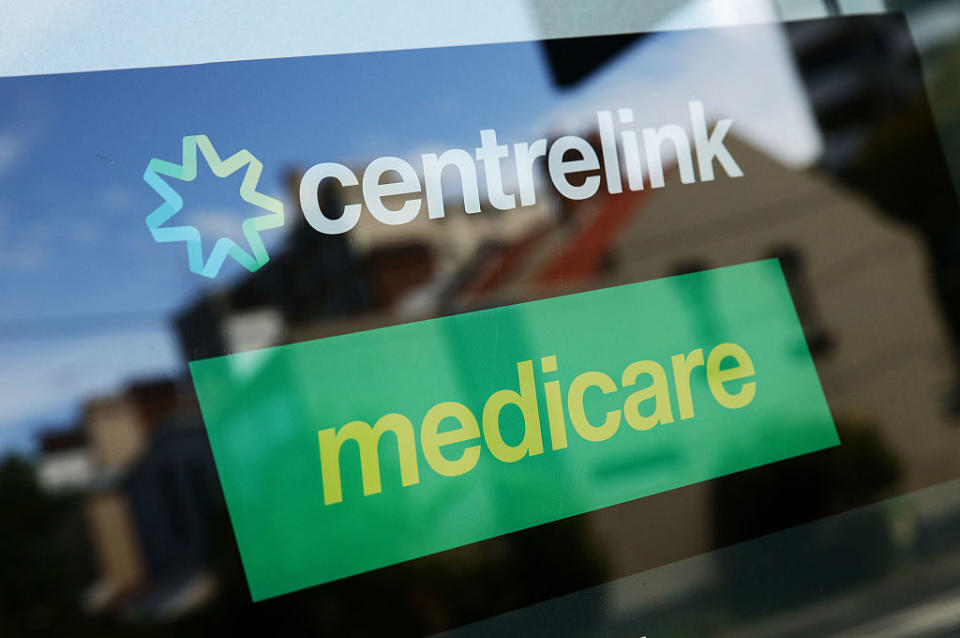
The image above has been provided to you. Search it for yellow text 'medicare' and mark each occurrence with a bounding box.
[317,343,756,505]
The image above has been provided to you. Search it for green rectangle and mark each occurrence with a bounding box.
[189,259,838,601]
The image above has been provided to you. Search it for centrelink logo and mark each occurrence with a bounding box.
[145,102,742,278]
[143,135,284,278]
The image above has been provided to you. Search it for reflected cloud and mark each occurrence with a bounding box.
[0,129,28,177]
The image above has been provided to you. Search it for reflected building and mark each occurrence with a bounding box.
[38,379,220,618]
[338,132,951,585]
[36,427,93,494]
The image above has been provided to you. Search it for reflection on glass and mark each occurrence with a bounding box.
[1,7,960,637]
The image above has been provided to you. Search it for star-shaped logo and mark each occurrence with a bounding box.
[144,135,284,278]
